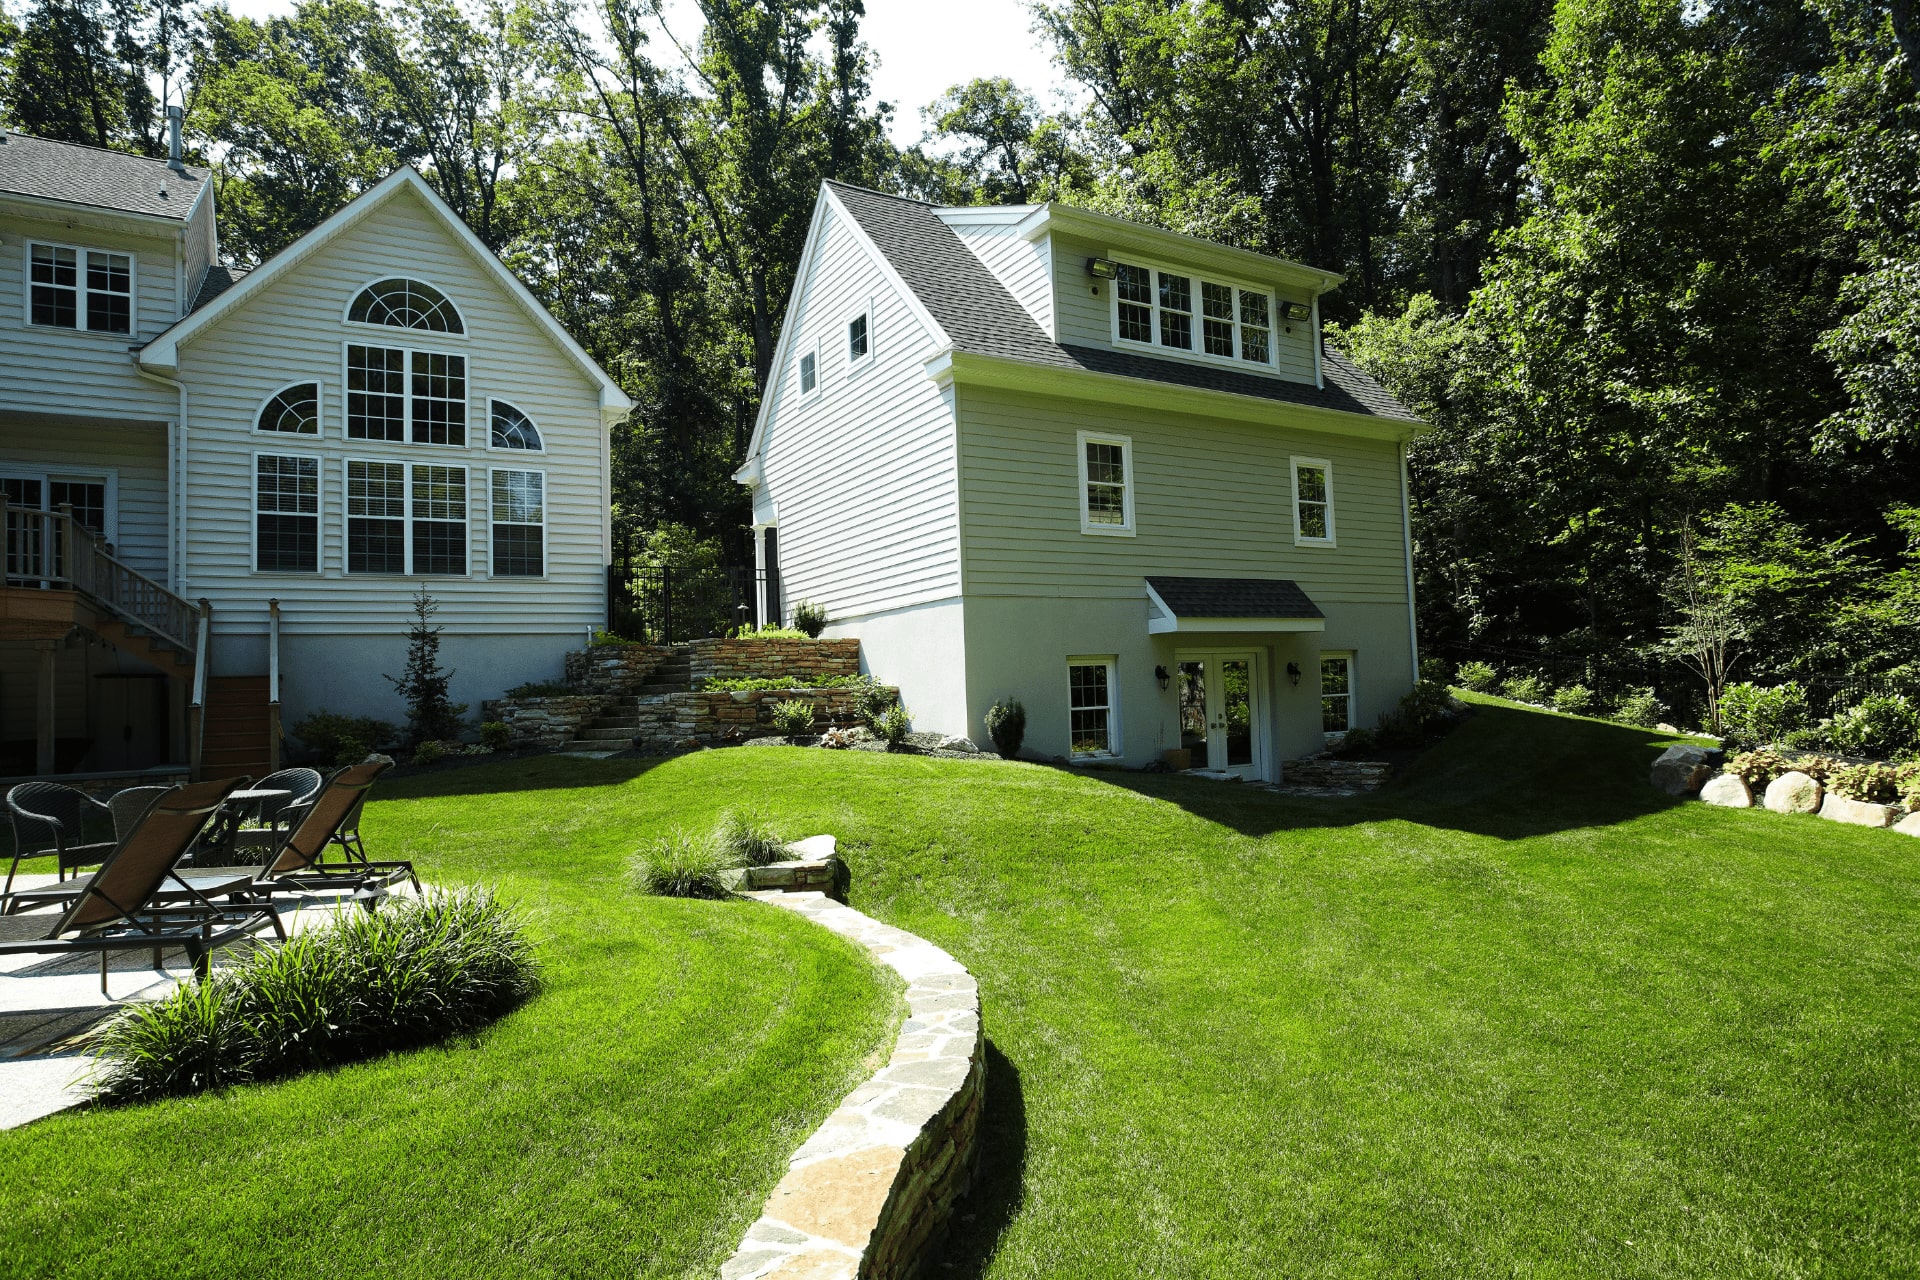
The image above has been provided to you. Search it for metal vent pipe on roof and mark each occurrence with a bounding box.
[166,105,184,171]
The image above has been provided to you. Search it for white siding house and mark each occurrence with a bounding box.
[1,133,629,777]
[739,182,1424,782]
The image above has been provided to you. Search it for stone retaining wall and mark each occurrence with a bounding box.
[723,889,983,1280]
[687,637,861,686]
[563,645,675,696]
[634,687,879,750]
[481,694,611,749]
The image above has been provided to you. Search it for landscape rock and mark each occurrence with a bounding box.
[1699,773,1753,808]
[1650,744,1713,796]
[1894,812,1920,837]
[1818,794,1895,828]
[936,736,981,754]
[1764,771,1823,814]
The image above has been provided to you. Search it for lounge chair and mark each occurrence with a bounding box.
[5,782,115,901]
[258,760,419,895]
[0,778,285,995]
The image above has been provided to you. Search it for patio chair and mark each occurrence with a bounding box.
[107,786,171,842]
[0,778,285,995]
[233,767,324,855]
[260,760,418,894]
[5,782,115,902]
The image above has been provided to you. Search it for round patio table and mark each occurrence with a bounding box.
[194,788,292,864]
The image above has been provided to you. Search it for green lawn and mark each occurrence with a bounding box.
[6,697,1918,1276]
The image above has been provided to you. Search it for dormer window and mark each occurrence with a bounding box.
[29,242,132,334]
[347,278,464,333]
[1109,259,1276,368]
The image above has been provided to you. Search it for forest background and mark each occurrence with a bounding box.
[3,0,1917,731]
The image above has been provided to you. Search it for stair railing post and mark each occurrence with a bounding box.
[189,598,211,781]
[663,566,674,645]
[267,598,282,772]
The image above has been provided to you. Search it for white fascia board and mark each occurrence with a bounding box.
[931,203,1044,229]
[943,350,1427,443]
[1023,204,1343,294]
[136,167,632,416]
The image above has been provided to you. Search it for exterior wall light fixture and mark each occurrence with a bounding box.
[1155,664,1170,691]
[1086,257,1119,279]
[1282,300,1313,322]
[1287,661,1302,686]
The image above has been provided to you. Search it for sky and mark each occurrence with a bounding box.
[216,0,1074,147]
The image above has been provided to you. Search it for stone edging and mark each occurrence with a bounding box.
[721,889,984,1280]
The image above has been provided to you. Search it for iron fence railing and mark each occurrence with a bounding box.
[606,565,781,643]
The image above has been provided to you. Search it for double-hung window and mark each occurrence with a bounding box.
[346,344,465,444]
[799,342,820,398]
[1077,431,1134,536]
[1292,456,1334,545]
[1110,259,1276,369]
[29,242,132,333]
[491,469,545,577]
[344,461,470,575]
[847,304,872,372]
[411,465,467,575]
[255,454,319,573]
[1068,657,1120,757]
[1321,653,1354,734]
[346,460,406,574]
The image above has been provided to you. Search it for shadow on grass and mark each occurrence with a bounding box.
[375,753,669,800]
[936,1040,1026,1277]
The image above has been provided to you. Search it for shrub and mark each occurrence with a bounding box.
[1420,656,1455,686]
[715,809,786,867]
[506,681,572,699]
[1456,661,1500,693]
[479,721,512,751]
[1717,681,1810,747]
[1612,687,1667,728]
[1727,747,1793,790]
[702,674,864,692]
[1829,761,1898,804]
[589,628,637,647]
[853,677,898,723]
[769,699,817,736]
[1333,725,1379,757]
[737,626,811,640]
[1896,760,1920,808]
[984,698,1026,758]
[1824,693,1920,757]
[790,600,829,638]
[412,739,445,766]
[875,701,913,748]
[385,588,467,743]
[1793,754,1838,783]
[628,831,733,900]
[90,888,538,1103]
[292,711,397,767]
[819,726,858,750]
[1552,684,1596,716]
[1501,673,1549,704]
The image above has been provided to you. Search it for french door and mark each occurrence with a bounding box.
[2,471,110,586]
[1176,651,1265,779]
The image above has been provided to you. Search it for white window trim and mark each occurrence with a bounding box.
[1106,252,1276,371]
[1076,429,1136,537]
[798,338,822,402]
[406,461,472,578]
[252,380,325,439]
[1291,455,1336,547]
[342,457,407,577]
[1321,651,1356,736]
[845,300,874,377]
[488,466,548,581]
[484,397,546,454]
[251,450,323,576]
[23,238,138,337]
[0,467,121,545]
[1067,654,1122,759]
[340,274,468,339]
[341,341,472,450]
[340,458,473,578]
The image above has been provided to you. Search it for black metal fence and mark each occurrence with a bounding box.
[606,565,781,643]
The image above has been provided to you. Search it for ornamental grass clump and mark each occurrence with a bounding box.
[629,831,734,900]
[715,809,787,867]
[90,888,538,1104]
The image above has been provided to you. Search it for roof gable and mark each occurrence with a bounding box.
[0,130,208,221]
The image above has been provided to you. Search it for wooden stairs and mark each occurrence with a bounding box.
[200,676,274,779]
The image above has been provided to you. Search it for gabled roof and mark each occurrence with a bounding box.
[0,131,208,221]
[139,168,632,417]
[823,181,1418,425]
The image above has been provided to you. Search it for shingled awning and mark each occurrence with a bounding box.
[1144,577,1326,635]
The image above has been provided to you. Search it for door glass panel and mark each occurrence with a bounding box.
[1222,658,1253,767]
[1178,661,1207,759]
[3,478,46,583]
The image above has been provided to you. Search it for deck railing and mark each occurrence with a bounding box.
[2,500,200,653]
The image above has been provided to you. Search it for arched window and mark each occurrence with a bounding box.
[348,278,464,333]
[490,401,543,450]
[258,383,320,435]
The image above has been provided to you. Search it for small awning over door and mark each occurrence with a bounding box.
[1144,576,1327,635]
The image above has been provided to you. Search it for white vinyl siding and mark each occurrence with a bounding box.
[0,422,166,579]
[938,210,1053,335]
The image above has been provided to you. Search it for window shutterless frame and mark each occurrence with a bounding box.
[253,380,325,437]
[341,459,472,576]
[1106,252,1276,371]
[798,338,822,401]
[488,467,547,579]
[23,239,137,336]
[845,300,874,376]
[340,342,470,448]
[251,451,322,575]
[1320,651,1356,735]
[485,399,545,452]
[1076,430,1136,536]
[1067,656,1121,758]
[341,275,468,338]
[1291,455,1335,546]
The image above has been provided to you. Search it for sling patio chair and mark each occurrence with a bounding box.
[5,782,116,903]
[256,760,420,897]
[0,778,286,996]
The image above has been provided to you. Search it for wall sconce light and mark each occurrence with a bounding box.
[1086,257,1119,280]
[1287,661,1302,686]
[1282,300,1312,322]
[1155,664,1170,691]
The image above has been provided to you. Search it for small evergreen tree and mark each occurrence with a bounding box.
[387,588,466,742]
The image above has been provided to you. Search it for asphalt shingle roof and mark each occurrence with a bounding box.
[0,131,208,220]
[191,264,249,312]
[1146,576,1326,620]
[824,180,1418,424]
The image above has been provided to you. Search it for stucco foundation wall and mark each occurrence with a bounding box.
[820,597,969,739]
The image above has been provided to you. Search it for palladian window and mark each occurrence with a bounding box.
[348,278,464,333]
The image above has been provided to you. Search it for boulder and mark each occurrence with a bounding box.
[1818,794,1895,828]
[1650,744,1713,796]
[936,736,981,754]
[1894,812,1920,838]
[1699,773,1753,808]
[1763,771,1823,814]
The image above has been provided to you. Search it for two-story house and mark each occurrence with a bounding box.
[736,182,1423,780]
[1,125,630,778]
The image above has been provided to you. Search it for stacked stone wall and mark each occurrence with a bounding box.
[686,637,861,685]
[562,645,673,696]
[631,686,880,750]
[480,694,612,750]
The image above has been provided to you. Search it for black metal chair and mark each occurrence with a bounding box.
[5,782,114,902]
[233,767,324,856]
[107,786,172,843]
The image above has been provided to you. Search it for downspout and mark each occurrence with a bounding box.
[1399,441,1420,687]
[1310,293,1325,390]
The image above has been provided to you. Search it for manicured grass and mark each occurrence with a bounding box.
[0,759,903,1279]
